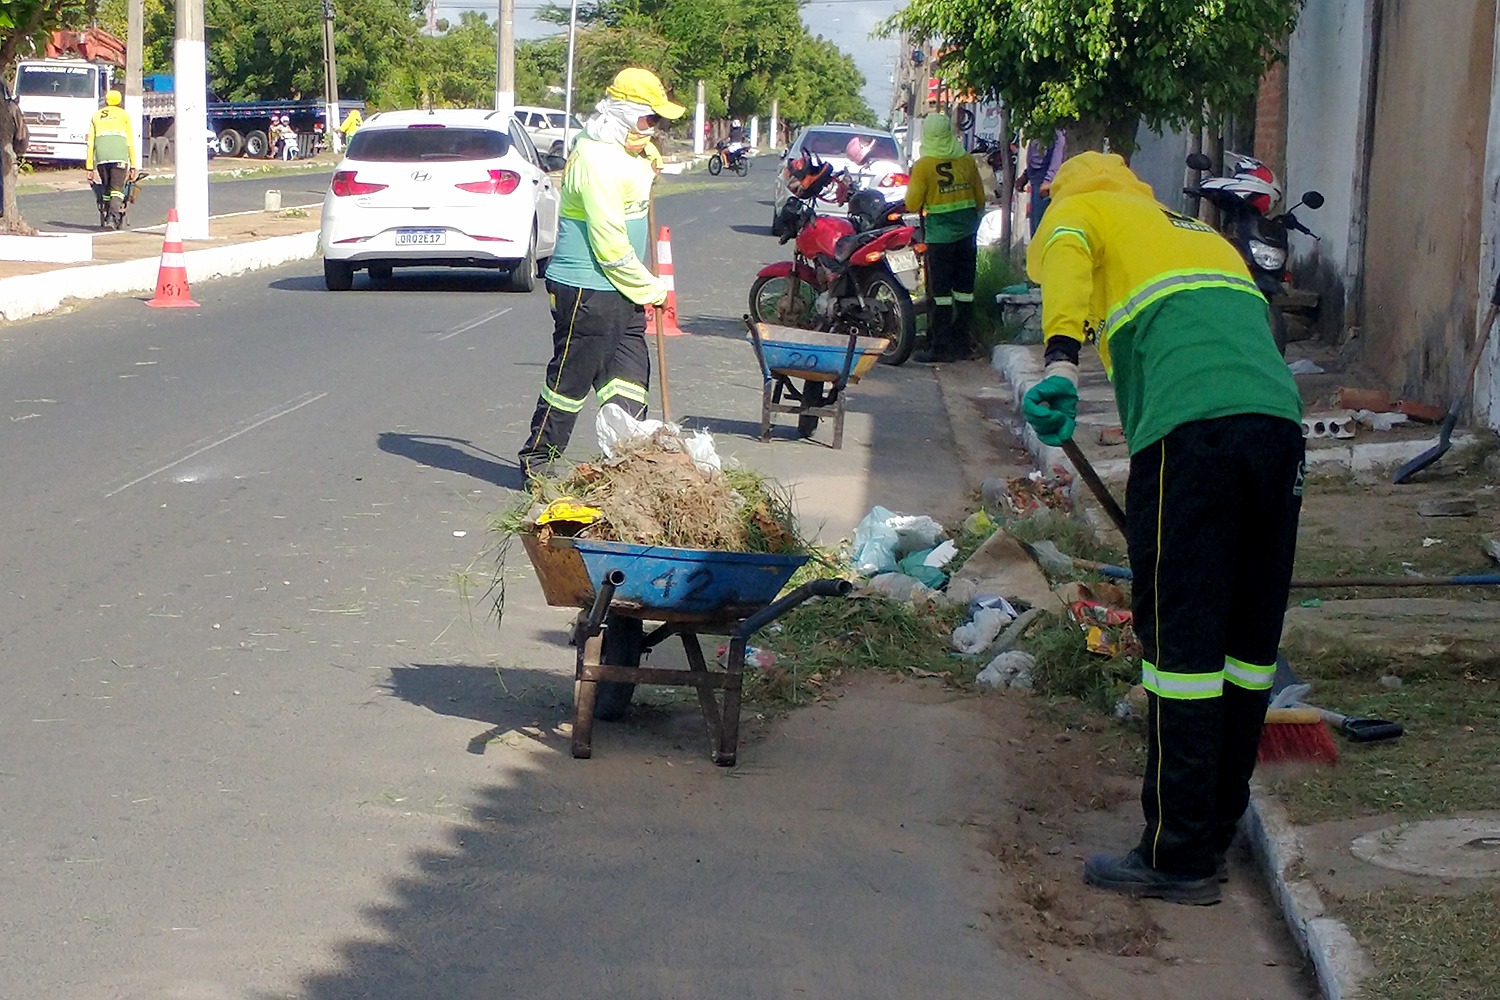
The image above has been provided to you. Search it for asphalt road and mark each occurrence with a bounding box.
[18,167,334,233]
[0,168,1022,999]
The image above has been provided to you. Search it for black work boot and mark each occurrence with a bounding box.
[1083,849,1222,905]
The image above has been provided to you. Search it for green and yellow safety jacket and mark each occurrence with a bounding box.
[543,134,665,305]
[86,106,137,170]
[1026,153,1301,453]
[905,152,985,244]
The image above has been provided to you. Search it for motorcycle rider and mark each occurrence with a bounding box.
[1023,152,1304,905]
[725,118,746,164]
[518,67,683,478]
[905,113,986,363]
[84,90,138,222]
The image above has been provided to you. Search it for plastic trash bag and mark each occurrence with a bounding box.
[595,403,721,473]
[976,650,1036,690]
[951,606,1014,655]
[852,506,948,576]
[976,207,1007,247]
[862,572,937,603]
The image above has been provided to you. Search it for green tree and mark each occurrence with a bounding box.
[889,0,1303,153]
[1,0,96,233]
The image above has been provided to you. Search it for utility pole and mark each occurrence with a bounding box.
[173,0,209,239]
[495,0,515,119]
[562,0,578,152]
[125,0,143,165]
[322,0,341,153]
[693,79,705,155]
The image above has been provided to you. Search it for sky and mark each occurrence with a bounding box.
[441,0,903,121]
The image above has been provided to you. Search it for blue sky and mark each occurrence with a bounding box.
[443,0,902,119]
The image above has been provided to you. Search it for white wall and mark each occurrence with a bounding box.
[1285,0,1370,308]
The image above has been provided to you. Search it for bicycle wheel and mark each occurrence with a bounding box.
[707,153,723,176]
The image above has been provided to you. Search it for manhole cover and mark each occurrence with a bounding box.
[1351,816,1500,878]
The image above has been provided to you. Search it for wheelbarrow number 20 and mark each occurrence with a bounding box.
[650,566,714,600]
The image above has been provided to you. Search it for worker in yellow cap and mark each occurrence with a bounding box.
[519,66,685,478]
[84,89,138,225]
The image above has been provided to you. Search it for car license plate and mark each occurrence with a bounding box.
[395,229,446,246]
[886,248,917,273]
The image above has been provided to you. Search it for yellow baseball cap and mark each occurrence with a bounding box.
[606,67,686,120]
[105,89,123,106]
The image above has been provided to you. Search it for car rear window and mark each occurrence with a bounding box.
[801,130,900,162]
[346,127,512,162]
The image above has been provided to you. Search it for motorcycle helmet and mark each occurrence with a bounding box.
[847,187,890,231]
[844,136,876,167]
[1201,155,1282,215]
[785,152,835,200]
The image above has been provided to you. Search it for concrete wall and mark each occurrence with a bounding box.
[1132,125,1191,214]
[1360,0,1496,403]
[1284,0,1371,338]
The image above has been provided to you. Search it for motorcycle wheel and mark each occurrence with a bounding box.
[708,153,723,176]
[748,273,819,329]
[592,614,643,721]
[798,380,825,438]
[861,271,918,366]
[733,156,749,177]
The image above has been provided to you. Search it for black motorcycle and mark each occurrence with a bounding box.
[708,139,749,177]
[1185,151,1323,353]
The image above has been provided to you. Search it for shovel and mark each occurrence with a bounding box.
[1392,300,1498,484]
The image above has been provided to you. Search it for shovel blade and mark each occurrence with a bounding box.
[1391,413,1457,484]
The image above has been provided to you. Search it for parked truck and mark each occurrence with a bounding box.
[12,53,363,164]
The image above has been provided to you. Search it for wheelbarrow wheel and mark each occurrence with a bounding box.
[593,614,643,721]
[797,380,825,438]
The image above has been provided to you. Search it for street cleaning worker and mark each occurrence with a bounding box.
[517,67,683,478]
[84,90,138,221]
[1023,152,1305,905]
[905,113,986,363]
[337,107,363,150]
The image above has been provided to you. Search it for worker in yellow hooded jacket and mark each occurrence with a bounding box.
[1024,152,1304,905]
[905,113,986,362]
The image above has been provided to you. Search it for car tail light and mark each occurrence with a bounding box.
[456,169,521,195]
[879,172,910,188]
[331,170,388,197]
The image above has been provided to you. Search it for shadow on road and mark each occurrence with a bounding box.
[377,432,526,491]
[728,223,771,236]
[675,313,751,341]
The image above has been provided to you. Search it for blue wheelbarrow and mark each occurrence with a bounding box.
[90,169,148,230]
[521,532,851,765]
[745,317,889,448]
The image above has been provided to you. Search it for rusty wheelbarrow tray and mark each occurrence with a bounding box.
[522,532,850,766]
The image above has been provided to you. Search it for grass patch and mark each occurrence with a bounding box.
[971,245,1028,349]
[751,592,969,708]
[1260,670,1500,825]
[1335,886,1500,1000]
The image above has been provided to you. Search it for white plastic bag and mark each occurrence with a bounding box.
[595,403,721,473]
[951,606,1013,655]
[976,207,1007,247]
[852,506,901,576]
[976,650,1036,690]
[862,572,937,603]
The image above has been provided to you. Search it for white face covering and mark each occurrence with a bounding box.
[584,96,657,147]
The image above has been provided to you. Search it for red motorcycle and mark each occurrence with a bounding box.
[748,155,918,366]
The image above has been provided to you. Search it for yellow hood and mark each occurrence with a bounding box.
[1048,151,1157,204]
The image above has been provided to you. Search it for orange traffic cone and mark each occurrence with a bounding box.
[645,225,685,336]
[147,208,199,308]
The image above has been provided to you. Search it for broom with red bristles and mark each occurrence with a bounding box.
[1257,676,1340,765]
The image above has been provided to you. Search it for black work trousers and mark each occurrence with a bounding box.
[97,162,128,213]
[519,281,651,475]
[924,237,977,359]
[1125,413,1304,878]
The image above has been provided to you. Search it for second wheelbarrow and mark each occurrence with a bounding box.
[745,318,889,448]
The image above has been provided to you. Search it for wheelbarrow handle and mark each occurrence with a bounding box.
[736,577,852,638]
[581,569,625,633]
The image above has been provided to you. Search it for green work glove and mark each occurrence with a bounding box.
[1022,374,1078,446]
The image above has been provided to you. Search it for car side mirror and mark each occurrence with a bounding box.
[541,153,567,172]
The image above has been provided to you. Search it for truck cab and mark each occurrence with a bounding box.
[12,59,113,163]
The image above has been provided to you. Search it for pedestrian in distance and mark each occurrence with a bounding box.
[517,67,685,479]
[1023,152,1306,905]
[84,89,138,222]
[904,113,986,363]
[1015,127,1066,235]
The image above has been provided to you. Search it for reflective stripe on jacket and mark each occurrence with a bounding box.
[905,153,985,244]
[87,106,137,169]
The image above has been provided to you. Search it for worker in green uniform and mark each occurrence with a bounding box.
[904,113,986,363]
[1023,152,1305,905]
[84,90,138,222]
[518,67,683,478]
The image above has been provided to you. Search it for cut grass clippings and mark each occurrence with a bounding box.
[1335,886,1500,1000]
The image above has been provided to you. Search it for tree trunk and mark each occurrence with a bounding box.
[0,104,34,235]
[1062,115,1141,162]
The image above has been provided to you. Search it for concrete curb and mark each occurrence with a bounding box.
[0,230,320,323]
[1241,795,1373,1000]
[990,341,1374,999]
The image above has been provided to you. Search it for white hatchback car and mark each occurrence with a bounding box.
[319,108,564,291]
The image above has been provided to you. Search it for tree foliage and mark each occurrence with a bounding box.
[889,0,1304,152]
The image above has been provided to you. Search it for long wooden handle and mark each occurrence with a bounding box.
[647,187,673,423]
[1061,438,1127,533]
